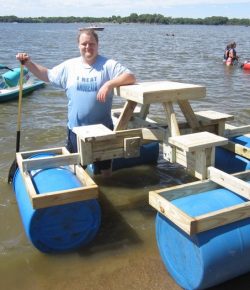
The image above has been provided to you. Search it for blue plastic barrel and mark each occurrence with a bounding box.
[13,153,101,253]
[89,142,159,175]
[215,135,250,173]
[156,187,250,290]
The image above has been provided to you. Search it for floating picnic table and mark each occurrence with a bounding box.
[113,81,233,180]
[114,80,206,135]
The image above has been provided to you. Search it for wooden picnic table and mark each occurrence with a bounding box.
[114,80,206,136]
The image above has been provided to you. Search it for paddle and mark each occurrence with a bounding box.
[7,62,24,183]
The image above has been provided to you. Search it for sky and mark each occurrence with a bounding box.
[0,0,250,19]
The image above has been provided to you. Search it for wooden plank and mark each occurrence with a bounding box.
[150,170,250,202]
[150,179,219,202]
[79,139,93,165]
[124,137,141,158]
[149,191,196,235]
[73,124,115,142]
[138,104,150,119]
[142,127,166,141]
[16,152,25,175]
[224,125,250,138]
[18,147,64,159]
[92,129,143,152]
[208,166,250,200]
[163,144,175,162]
[194,148,207,180]
[169,132,228,152]
[195,110,234,124]
[75,164,97,187]
[32,185,98,209]
[16,152,38,203]
[114,81,206,104]
[193,201,250,234]
[77,128,147,164]
[178,100,201,130]
[93,148,124,161]
[21,170,37,200]
[162,102,180,137]
[114,100,137,131]
[222,141,250,159]
[22,153,80,171]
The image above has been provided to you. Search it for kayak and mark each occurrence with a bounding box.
[0,80,45,102]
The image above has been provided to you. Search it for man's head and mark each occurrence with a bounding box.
[78,29,99,65]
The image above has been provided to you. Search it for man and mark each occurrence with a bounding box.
[16,29,136,177]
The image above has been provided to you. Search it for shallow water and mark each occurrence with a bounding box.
[0,23,250,290]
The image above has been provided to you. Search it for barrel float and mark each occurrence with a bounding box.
[13,153,101,253]
[215,135,250,173]
[156,187,250,290]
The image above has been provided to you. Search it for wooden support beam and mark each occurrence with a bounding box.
[32,185,98,209]
[222,140,250,159]
[21,153,80,171]
[162,102,180,137]
[207,166,250,200]
[138,104,150,119]
[114,100,137,131]
[17,147,64,159]
[178,100,201,131]
[79,139,93,165]
[193,201,250,234]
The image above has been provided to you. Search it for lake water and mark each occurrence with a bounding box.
[0,23,250,290]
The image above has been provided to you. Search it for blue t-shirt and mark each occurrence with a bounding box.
[48,55,132,129]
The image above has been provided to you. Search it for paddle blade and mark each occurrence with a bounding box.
[8,160,18,184]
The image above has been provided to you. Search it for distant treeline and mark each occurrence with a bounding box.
[0,14,250,26]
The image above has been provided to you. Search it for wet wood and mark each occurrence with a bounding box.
[16,147,98,209]
[149,168,250,235]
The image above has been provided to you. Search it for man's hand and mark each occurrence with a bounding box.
[16,53,31,65]
[97,82,112,102]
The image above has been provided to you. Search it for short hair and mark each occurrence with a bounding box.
[77,29,99,43]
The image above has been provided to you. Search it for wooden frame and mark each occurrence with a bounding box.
[222,125,250,159]
[16,147,98,209]
[149,167,250,235]
[222,140,250,160]
[167,132,228,180]
[74,125,152,166]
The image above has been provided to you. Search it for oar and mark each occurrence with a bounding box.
[7,62,24,183]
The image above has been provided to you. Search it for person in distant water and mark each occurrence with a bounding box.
[225,42,239,66]
[223,43,230,62]
[16,29,136,177]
